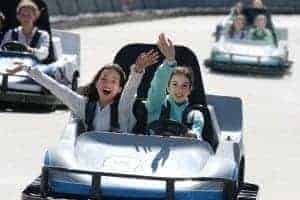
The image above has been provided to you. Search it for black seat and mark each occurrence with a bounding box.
[196,105,219,151]
[0,0,56,63]
[113,43,219,151]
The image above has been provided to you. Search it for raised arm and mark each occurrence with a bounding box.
[6,65,86,119]
[119,49,159,132]
[27,30,50,61]
[146,33,177,121]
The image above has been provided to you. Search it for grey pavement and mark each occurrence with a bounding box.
[1,15,299,199]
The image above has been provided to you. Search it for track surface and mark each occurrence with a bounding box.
[1,15,299,199]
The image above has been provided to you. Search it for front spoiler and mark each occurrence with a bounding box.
[205,59,292,75]
[21,166,259,200]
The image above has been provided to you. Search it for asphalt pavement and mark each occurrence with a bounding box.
[1,15,299,199]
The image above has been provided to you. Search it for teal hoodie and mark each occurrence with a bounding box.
[249,27,274,45]
[145,60,204,139]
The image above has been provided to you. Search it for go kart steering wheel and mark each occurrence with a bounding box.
[147,119,188,137]
[1,41,29,52]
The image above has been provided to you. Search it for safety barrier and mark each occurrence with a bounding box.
[45,0,300,16]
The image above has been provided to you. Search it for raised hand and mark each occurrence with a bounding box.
[134,49,160,73]
[157,33,175,61]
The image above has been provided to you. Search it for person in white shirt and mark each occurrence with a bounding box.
[1,0,50,61]
[6,50,159,133]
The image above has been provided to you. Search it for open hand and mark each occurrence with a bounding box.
[134,49,159,73]
[157,33,175,61]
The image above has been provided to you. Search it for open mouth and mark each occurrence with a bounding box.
[102,89,112,96]
[174,94,183,98]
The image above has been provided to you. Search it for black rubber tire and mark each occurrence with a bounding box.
[21,192,43,200]
[238,158,245,188]
[204,59,212,68]
[71,73,79,91]
[0,102,7,111]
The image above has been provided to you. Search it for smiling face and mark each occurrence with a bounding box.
[17,6,38,28]
[168,73,192,103]
[0,13,4,30]
[233,15,245,31]
[95,68,123,106]
[255,15,267,29]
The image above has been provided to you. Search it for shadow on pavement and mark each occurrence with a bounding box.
[0,103,68,114]
[205,67,290,80]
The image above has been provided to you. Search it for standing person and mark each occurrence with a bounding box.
[249,14,274,45]
[1,0,50,61]
[136,33,205,139]
[6,50,159,133]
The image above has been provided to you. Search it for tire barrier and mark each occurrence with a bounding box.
[45,0,300,16]
[77,0,99,13]
[95,0,114,12]
[55,0,78,16]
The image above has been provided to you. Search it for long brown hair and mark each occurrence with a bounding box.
[79,64,126,101]
[229,14,246,39]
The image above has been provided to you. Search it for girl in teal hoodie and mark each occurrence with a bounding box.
[145,33,204,139]
[249,14,274,45]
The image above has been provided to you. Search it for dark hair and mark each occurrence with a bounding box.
[168,66,194,88]
[0,12,5,24]
[229,14,246,38]
[80,63,126,101]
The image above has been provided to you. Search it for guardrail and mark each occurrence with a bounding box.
[45,0,300,16]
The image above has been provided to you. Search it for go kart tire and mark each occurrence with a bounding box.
[22,192,43,200]
[204,59,213,68]
[71,73,79,91]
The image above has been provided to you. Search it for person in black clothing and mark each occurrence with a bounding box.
[0,12,5,43]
